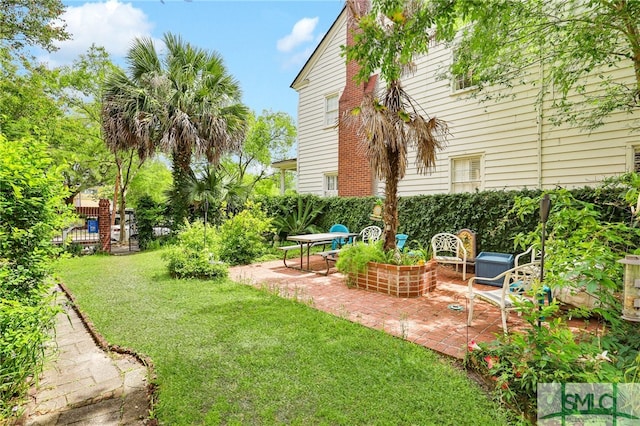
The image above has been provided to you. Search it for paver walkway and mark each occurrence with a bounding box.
[20,287,150,426]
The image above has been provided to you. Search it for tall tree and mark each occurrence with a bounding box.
[342,0,449,251]
[0,54,61,138]
[127,158,172,208]
[0,0,69,55]
[224,109,296,193]
[53,46,117,204]
[438,0,640,131]
[102,32,249,228]
[0,48,114,204]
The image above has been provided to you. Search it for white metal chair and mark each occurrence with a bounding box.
[467,261,542,333]
[359,225,382,244]
[431,233,468,280]
[515,246,539,267]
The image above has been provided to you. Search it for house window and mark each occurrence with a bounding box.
[634,148,640,172]
[452,156,481,193]
[452,49,475,92]
[324,94,339,127]
[324,173,338,197]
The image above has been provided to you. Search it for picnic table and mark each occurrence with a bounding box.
[281,232,358,273]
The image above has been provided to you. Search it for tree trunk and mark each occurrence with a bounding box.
[118,186,127,245]
[383,147,400,252]
[171,148,193,227]
[112,165,120,228]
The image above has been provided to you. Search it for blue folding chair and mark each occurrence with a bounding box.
[330,224,350,249]
[395,234,408,251]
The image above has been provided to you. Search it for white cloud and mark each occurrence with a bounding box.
[277,17,319,53]
[40,0,156,67]
[281,46,316,70]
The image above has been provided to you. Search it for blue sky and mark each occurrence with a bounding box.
[42,0,346,120]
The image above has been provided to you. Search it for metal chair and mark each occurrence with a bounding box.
[359,226,382,244]
[329,224,350,250]
[431,233,467,280]
[467,261,541,333]
[515,246,539,267]
[395,234,409,251]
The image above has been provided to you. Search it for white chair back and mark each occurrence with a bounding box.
[359,226,382,244]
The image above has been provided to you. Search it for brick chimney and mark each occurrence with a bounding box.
[338,0,376,197]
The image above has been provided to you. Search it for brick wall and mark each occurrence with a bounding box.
[338,0,376,197]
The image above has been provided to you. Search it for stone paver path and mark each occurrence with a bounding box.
[22,289,150,425]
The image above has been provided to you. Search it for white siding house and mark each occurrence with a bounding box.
[292,11,346,196]
[291,6,638,197]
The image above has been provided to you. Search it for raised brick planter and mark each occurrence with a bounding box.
[351,260,437,298]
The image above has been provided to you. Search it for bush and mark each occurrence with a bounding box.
[0,136,68,420]
[465,184,640,423]
[163,246,228,280]
[0,298,58,418]
[466,299,623,424]
[272,197,322,238]
[217,203,274,266]
[136,195,169,250]
[162,221,228,280]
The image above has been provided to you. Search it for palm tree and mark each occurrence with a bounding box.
[177,164,250,226]
[102,32,248,228]
[343,0,449,251]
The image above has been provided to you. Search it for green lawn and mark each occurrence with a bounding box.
[54,250,508,425]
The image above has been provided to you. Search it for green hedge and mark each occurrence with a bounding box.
[256,186,629,256]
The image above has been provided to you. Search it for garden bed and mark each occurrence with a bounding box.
[352,260,437,297]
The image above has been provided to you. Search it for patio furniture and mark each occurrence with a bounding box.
[318,249,340,275]
[286,232,358,273]
[278,244,303,268]
[395,234,408,251]
[329,224,351,249]
[515,245,539,267]
[467,261,541,333]
[431,233,468,280]
[308,224,352,251]
[359,225,382,244]
[514,246,553,305]
[475,252,514,287]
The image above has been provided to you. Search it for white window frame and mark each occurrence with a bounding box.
[451,155,483,193]
[324,93,339,127]
[631,145,640,173]
[451,48,476,93]
[324,173,338,197]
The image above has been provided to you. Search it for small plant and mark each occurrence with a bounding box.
[64,243,83,257]
[336,240,428,286]
[465,289,624,424]
[0,296,59,418]
[272,198,322,238]
[335,240,387,280]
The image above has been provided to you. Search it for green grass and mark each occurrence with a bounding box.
[54,250,508,425]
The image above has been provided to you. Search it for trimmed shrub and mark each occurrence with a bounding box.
[162,221,227,280]
[217,203,274,266]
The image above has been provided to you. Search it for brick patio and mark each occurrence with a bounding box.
[229,256,596,359]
